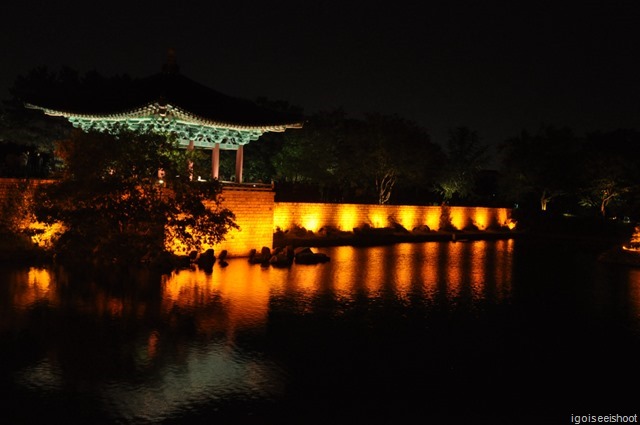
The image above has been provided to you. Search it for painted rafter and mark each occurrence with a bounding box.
[26,102,302,150]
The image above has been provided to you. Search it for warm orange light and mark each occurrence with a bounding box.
[473,208,489,230]
[421,242,439,290]
[337,204,358,231]
[28,267,51,292]
[393,243,413,299]
[497,209,508,226]
[369,209,386,228]
[12,267,56,310]
[162,263,270,338]
[446,242,464,296]
[493,239,514,299]
[330,246,358,294]
[449,209,465,230]
[363,246,383,293]
[302,215,320,233]
[25,220,65,248]
[425,208,439,231]
[398,206,416,230]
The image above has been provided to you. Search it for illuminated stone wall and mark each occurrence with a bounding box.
[207,188,276,258]
[0,179,515,259]
[273,202,513,233]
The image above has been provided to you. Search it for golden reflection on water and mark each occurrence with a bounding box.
[162,264,272,341]
[267,240,515,305]
[6,240,629,424]
[2,241,517,328]
[13,267,55,309]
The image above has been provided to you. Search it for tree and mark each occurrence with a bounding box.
[34,128,237,265]
[1,66,139,178]
[248,98,305,184]
[577,129,640,218]
[437,127,489,202]
[343,113,441,205]
[270,109,344,201]
[0,67,75,177]
[498,126,579,211]
[579,177,631,217]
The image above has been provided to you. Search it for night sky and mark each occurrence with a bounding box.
[2,0,639,161]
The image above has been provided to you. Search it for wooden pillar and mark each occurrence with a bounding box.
[211,143,220,180]
[235,145,244,184]
[187,140,194,181]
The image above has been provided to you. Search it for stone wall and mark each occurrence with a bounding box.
[207,187,276,258]
[273,202,513,233]
[0,178,514,259]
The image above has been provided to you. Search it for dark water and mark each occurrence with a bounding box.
[1,239,639,424]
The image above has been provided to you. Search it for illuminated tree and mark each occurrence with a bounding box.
[577,129,640,218]
[579,177,631,217]
[437,127,489,202]
[35,128,237,265]
[344,113,439,205]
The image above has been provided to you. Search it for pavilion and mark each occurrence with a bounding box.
[25,51,304,183]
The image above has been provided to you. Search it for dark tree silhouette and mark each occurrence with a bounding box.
[437,127,489,202]
[35,128,237,265]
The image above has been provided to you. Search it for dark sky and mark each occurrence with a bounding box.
[2,0,639,160]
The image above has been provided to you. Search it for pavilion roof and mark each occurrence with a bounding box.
[25,66,304,132]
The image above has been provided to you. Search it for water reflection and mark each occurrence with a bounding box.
[0,265,283,424]
[270,240,514,305]
[4,239,639,423]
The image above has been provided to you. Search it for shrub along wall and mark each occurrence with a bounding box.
[0,179,514,258]
[273,202,514,234]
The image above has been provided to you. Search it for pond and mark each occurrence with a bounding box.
[1,239,639,424]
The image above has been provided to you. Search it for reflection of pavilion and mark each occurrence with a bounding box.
[27,50,303,184]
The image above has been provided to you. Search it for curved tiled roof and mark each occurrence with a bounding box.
[26,67,303,130]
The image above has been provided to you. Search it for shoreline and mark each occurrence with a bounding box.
[273,228,522,249]
[1,226,635,268]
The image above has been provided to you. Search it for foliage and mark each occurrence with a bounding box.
[0,181,34,235]
[577,129,640,217]
[271,110,343,188]
[354,113,441,204]
[436,127,489,202]
[0,66,139,178]
[34,128,237,265]
[271,110,442,204]
[498,126,579,211]
[579,177,631,217]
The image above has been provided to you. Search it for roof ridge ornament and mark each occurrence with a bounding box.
[162,48,179,74]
